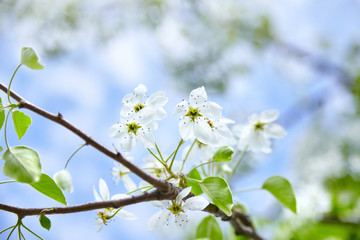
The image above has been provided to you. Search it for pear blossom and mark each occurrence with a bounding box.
[111,161,137,192]
[93,178,136,231]
[108,107,156,152]
[148,187,209,230]
[174,86,222,145]
[233,110,286,153]
[121,84,168,126]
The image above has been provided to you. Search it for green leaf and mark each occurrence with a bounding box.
[0,98,5,130]
[20,47,44,70]
[185,168,203,195]
[196,215,223,240]
[262,175,297,213]
[39,214,51,230]
[30,173,67,205]
[1,146,41,183]
[213,146,234,162]
[12,110,31,140]
[53,169,73,193]
[0,146,3,152]
[200,177,233,216]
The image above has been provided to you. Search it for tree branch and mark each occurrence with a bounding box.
[0,82,173,193]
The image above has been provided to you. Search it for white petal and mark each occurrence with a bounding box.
[181,144,198,161]
[193,119,213,145]
[183,196,209,211]
[108,123,127,138]
[174,213,188,229]
[111,194,129,200]
[117,209,137,220]
[137,130,156,148]
[200,101,222,119]
[120,106,135,122]
[93,187,102,202]
[174,100,188,115]
[176,187,192,203]
[179,118,194,141]
[136,107,155,125]
[151,200,170,208]
[260,110,279,123]
[148,210,172,231]
[146,91,168,108]
[122,93,137,107]
[122,175,137,192]
[134,84,147,99]
[247,132,272,153]
[248,113,260,124]
[99,178,110,201]
[119,134,136,153]
[154,108,167,120]
[53,169,73,193]
[264,123,286,139]
[189,86,207,107]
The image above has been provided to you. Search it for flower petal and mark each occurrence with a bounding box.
[183,196,209,211]
[134,84,147,99]
[137,130,156,148]
[201,101,222,119]
[260,110,279,123]
[151,200,170,208]
[120,106,135,122]
[264,123,286,139]
[174,100,188,116]
[108,123,127,138]
[154,108,167,120]
[148,210,172,231]
[174,213,188,229]
[117,209,137,220]
[122,175,137,192]
[189,86,207,107]
[122,93,137,107]
[193,119,213,145]
[181,144,198,161]
[93,187,102,202]
[111,194,129,200]
[99,178,109,201]
[136,107,155,125]
[179,118,194,141]
[176,187,192,203]
[146,91,168,108]
[119,134,136,153]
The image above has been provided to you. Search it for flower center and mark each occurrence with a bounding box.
[126,122,141,135]
[97,210,113,225]
[134,103,145,112]
[184,106,203,122]
[254,121,265,131]
[168,201,184,215]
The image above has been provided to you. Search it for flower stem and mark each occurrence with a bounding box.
[147,148,166,167]
[188,160,216,173]
[64,143,87,169]
[0,225,15,235]
[155,143,164,162]
[21,222,43,240]
[180,139,196,172]
[229,146,248,181]
[7,64,22,104]
[169,139,184,170]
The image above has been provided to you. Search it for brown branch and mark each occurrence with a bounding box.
[0,82,172,193]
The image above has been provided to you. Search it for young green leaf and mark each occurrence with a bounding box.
[185,168,203,195]
[200,177,233,216]
[213,146,234,162]
[262,175,297,213]
[20,47,44,70]
[196,215,223,240]
[39,214,51,231]
[30,173,67,205]
[12,110,31,140]
[0,98,5,130]
[1,146,41,183]
[53,169,73,193]
[0,146,3,152]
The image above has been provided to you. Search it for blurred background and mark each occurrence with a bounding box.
[0,0,360,239]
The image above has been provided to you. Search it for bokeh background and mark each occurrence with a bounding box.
[1,0,360,239]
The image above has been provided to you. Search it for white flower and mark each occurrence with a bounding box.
[174,86,222,145]
[93,178,136,231]
[121,84,168,126]
[233,110,286,153]
[53,169,73,193]
[111,161,137,192]
[148,187,209,230]
[108,107,156,152]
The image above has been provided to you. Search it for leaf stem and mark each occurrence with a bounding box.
[64,143,87,169]
[180,139,196,172]
[188,160,216,174]
[232,187,261,194]
[229,146,248,180]
[4,107,14,150]
[147,148,166,167]
[7,64,22,104]
[154,143,164,162]
[0,180,16,185]
[169,139,184,170]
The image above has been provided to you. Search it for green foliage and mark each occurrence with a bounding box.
[30,174,67,205]
[39,214,51,230]
[262,176,297,213]
[185,168,203,195]
[20,47,44,70]
[0,146,2,152]
[53,169,73,193]
[0,98,4,130]
[213,146,234,162]
[12,110,32,140]
[196,215,223,240]
[200,177,233,216]
[1,146,41,183]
